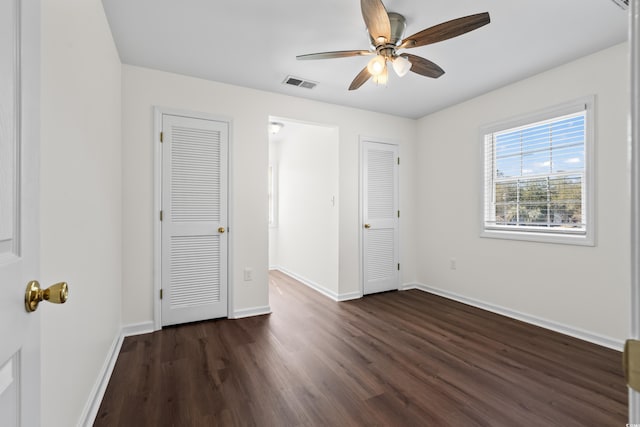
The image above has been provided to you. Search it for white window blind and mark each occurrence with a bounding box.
[482,98,594,245]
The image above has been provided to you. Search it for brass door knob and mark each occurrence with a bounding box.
[25,281,69,313]
[218,227,225,233]
[364,224,371,229]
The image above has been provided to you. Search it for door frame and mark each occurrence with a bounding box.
[630,0,640,421]
[359,136,400,296]
[153,107,233,330]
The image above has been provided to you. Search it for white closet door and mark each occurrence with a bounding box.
[362,140,399,295]
[161,114,228,326]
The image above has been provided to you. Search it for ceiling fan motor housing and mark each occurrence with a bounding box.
[388,12,407,45]
[369,12,406,47]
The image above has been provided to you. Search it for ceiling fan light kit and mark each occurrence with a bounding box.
[296,0,490,90]
[372,66,389,85]
[392,55,411,77]
[367,55,387,76]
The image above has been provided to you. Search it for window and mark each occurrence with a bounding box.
[482,97,594,245]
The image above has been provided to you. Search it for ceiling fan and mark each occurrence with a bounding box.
[296,0,490,90]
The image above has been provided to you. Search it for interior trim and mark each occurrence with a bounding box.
[78,331,124,427]
[122,321,155,337]
[272,266,362,301]
[232,305,272,319]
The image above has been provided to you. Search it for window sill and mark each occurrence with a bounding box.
[481,228,594,246]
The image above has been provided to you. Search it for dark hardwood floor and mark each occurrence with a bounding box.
[95,270,627,426]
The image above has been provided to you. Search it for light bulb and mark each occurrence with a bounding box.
[367,55,386,76]
[392,55,411,77]
[373,65,388,86]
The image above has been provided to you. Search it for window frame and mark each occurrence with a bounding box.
[480,96,595,246]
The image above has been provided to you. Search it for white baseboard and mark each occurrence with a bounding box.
[337,291,362,301]
[272,266,362,302]
[232,305,272,319]
[79,329,124,427]
[122,321,155,337]
[399,282,423,292]
[402,282,624,351]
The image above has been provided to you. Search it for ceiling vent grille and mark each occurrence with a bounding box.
[283,75,317,89]
[610,0,628,9]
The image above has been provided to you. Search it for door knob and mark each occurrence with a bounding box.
[364,224,371,229]
[25,281,69,313]
[218,227,225,233]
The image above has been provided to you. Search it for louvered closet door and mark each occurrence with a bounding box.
[362,141,399,295]
[161,114,228,326]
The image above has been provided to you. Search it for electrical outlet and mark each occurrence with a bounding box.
[244,268,253,281]
[450,258,457,270]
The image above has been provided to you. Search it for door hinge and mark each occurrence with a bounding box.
[624,339,640,391]
[397,210,400,218]
[397,157,400,165]
[160,131,164,143]
[397,263,400,270]
[160,289,163,299]
[160,210,163,221]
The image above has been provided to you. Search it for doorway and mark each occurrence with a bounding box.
[268,117,340,299]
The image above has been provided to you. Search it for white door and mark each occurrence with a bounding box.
[161,114,229,326]
[361,140,399,295]
[0,0,41,425]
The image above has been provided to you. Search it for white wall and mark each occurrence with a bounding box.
[268,138,280,268]
[269,120,340,296]
[415,43,630,344]
[121,65,418,323]
[40,0,122,425]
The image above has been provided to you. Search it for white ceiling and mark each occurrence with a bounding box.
[102,0,628,119]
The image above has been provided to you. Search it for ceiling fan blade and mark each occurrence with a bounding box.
[361,0,391,44]
[349,66,371,91]
[399,12,490,50]
[404,54,445,78]
[297,50,374,60]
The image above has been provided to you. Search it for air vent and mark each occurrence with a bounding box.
[610,0,628,10]
[283,75,317,90]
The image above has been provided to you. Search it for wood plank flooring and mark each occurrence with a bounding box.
[95,270,627,426]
